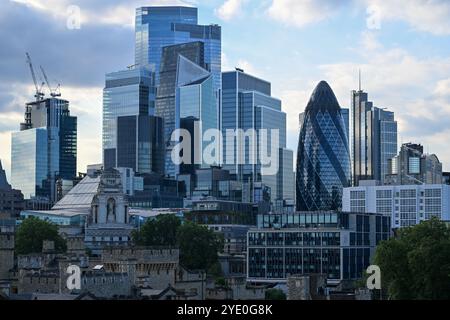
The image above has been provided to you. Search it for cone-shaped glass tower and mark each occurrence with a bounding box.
[296,81,351,211]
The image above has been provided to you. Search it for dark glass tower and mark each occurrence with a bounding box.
[296,81,351,211]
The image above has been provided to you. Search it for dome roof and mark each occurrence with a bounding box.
[305,81,341,113]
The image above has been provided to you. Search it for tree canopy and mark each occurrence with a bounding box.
[374,218,450,300]
[15,216,67,255]
[132,215,223,271]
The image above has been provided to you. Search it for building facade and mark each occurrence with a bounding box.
[102,66,164,175]
[0,160,24,217]
[351,89,397,186]
[296,81,351,211]
[11,98,77,203]
[343,184,450,228]
[221,70,295,206]
[386,143,443,185]
[134,6,221,92]
[247,211,391,283]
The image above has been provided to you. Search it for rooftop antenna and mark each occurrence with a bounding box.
[359,69,362,92]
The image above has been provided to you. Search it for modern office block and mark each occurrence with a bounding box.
[247,211,391,283]
[386,143,443,185]
[116,115,164,175]
[11,98,77,203]
[221,70,294,205]
[351,88,397,186]
[102,66,163,175]
[156,42,213,177]
[342,184,450,228]
[135,6,221,92]
[296,81,351,211]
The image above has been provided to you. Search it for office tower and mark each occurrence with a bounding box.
[157,42,218,177]
[247,211,391,282]
[351,87,397,186]
[343,184,450,228]
[221,70,295,205]
[177,55,217,168]
[116,115,165,174]
[385,143,443,185]
[11,98,77,202]
[135,6,221,92]
[0,159,24,217]
[296,81,351,211]
[103,65,164,175]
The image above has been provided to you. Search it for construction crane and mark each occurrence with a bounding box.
[40,65,61,97]
[25,52,45,101]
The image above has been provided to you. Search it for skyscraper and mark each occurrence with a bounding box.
[102,66,164,175]
[157,41,215,177]
[351,88,397,186]
[134,6,221,92]
[296,81,351,211]
[11,97,77,202]
[221,70,295,205]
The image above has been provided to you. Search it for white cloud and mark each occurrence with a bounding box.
[215,0,246,21]
[364,0,450,35]
[267,0,349,28]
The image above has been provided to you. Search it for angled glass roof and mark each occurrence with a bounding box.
[52,175,101,210]
[176,54,210,87]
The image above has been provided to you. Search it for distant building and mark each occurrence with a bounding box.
[385,143,443,185]
[0,160,24,217]
[343,184,450,228]
[247,211,391,283]
[134,6,221,92]
[156,41,210,177]
[11,97,77,203]
[221,70,295,206]
[102,66,164,175]
[351,88,397,186]
[0,214,15,280]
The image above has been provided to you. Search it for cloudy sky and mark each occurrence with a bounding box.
[1,0,450,180]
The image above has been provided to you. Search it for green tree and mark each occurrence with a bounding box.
[265,289,286,300]
[176,222,224,270]
[132,214,181,246]
[374,218,450,300]
[15,217,67,254]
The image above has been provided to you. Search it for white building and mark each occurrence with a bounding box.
[343,184,450,228]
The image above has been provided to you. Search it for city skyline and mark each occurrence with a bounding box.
[1,0,450,180]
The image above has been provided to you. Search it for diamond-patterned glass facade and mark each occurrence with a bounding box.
[296,81,351,211]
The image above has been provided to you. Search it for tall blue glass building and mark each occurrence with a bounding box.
[351,89,397,186]
[296,81,351,211]
[221,70,295,205]
[157,41,218,177]
[135,6,221,92]
[177,55,217,169]
[11,98,77,202]
[102,65,164,175]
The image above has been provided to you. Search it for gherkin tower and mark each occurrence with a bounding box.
[296,81,351,211]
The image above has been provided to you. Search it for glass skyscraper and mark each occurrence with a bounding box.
[296,81,351,211]
[11,98,77,202]
[102,65,164,175]
[177,55,217,169]
[157,41,215,177]
[351,89,397,186]
[221,70,295,205]
[134,6,221,92]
